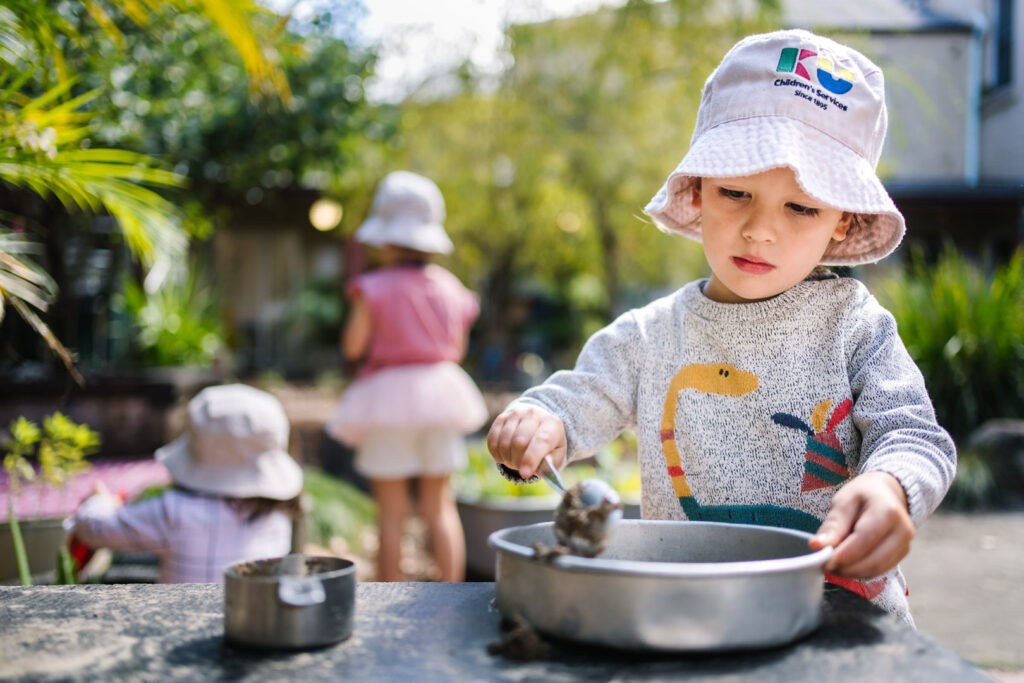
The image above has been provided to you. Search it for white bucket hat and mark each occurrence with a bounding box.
[156,384,303,501]
[354,171,454,255]
[644,29,905,266]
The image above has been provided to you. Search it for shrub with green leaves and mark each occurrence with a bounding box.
[115,268,225,367]
[3,413,100,584]
[301,467,376,555]
[874,246,1024,443]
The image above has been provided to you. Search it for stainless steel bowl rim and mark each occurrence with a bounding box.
[489,520,833,577]
[223,555,356,583]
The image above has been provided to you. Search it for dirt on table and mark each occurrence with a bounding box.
[487,616,551,661]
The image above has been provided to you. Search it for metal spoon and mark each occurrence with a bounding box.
[498,456,623,557]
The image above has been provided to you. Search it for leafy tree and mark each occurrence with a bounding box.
[1,1,389,374]
[396,1,780,363]
[0,0,300,377]
[72,3,390,210]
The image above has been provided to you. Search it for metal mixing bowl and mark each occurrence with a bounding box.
[489,520,832,651]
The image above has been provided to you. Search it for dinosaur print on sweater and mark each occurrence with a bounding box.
[660,365,887,600]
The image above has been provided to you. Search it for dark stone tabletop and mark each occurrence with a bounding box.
[0,582,987,682]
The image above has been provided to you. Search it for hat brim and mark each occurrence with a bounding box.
[156,435,303,501]
[644,116,905,266]
[355,215,454,255]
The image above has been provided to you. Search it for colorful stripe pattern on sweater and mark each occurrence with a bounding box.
[772,399,853,491]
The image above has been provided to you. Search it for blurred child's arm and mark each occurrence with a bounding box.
[488,405,567,479]
[810,471,914,578]
[342,293,371,362]
[68,491,170,554]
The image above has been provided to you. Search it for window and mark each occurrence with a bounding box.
[991,0,1013,88]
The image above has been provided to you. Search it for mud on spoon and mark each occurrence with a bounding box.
[497,457,623,557]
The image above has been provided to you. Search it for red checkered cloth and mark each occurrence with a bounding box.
[0,458,171,521]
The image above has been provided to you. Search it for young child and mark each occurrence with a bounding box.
[326,170,487,582]
[68,383,303,583]
[488,29,956,625]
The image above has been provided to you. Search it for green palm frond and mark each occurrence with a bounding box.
[0,227,81,384]
[0,7,32,70]
[0,0,292,380]
[1,65,188,266]
[187,0,294,103]
[0,1,79,84]
[0,73,184,380]
[0,148,187,267]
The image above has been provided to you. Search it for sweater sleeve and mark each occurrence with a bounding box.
[509,310,642,463]
[69,492,172,554]
[846,294,957,526]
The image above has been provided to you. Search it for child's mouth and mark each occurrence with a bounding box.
[732,256,775,274]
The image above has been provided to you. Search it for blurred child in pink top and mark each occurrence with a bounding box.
[326,171,487,582]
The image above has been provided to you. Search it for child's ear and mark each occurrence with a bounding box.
[690,179,703,211]
[832,212,853,242]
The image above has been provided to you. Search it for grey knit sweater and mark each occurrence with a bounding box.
[511,276,956,624]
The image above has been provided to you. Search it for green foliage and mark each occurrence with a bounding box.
[943,450,997,509]
[0,228,58,323]
[2,417,40,486]
[875,247,1024,442]
[301,466,376,554]
[34,413,100,488]
[285,275,344,348]
[115,268,225,367]
[452,433,641,501]
[69,2,389,211]
[396,1,774,359]
[2,412,99,585]
[1,1,365,377]
[0,17,189,267]
[3,413,99,492]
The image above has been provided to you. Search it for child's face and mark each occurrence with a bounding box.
[693,167,852,303]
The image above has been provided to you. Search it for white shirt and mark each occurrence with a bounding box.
[69,489,293,583]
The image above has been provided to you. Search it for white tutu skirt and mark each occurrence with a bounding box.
[325,361,488,447]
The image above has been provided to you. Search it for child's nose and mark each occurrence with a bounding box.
[740,208,779,243]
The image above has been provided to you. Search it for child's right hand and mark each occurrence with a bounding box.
[487,406,567,479]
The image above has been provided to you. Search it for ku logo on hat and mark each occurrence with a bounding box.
[776,47,854,95]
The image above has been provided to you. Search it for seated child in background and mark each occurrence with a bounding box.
[69,384,303,583]
[488,29,956,625]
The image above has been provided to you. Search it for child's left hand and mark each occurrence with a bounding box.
[809,471,914,579]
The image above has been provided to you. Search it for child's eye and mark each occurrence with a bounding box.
[787,202,820,217]
[718,188,748,200]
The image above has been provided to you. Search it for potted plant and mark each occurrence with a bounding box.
[452,434,641,579]
[2,413,99,584]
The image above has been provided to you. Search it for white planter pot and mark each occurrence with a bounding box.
[0,517,67,582]
[456,496,558,580]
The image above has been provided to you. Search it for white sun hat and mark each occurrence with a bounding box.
[644,29,905,266]
[354,171,454,255]
[156,384,303,501]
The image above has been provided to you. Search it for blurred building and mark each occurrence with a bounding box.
[781,0,1024,254]
[209,188,347,378]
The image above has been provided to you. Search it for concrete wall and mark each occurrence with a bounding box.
[855,32,974,183]
[978,0,1024,181]
[212,222,343,375]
